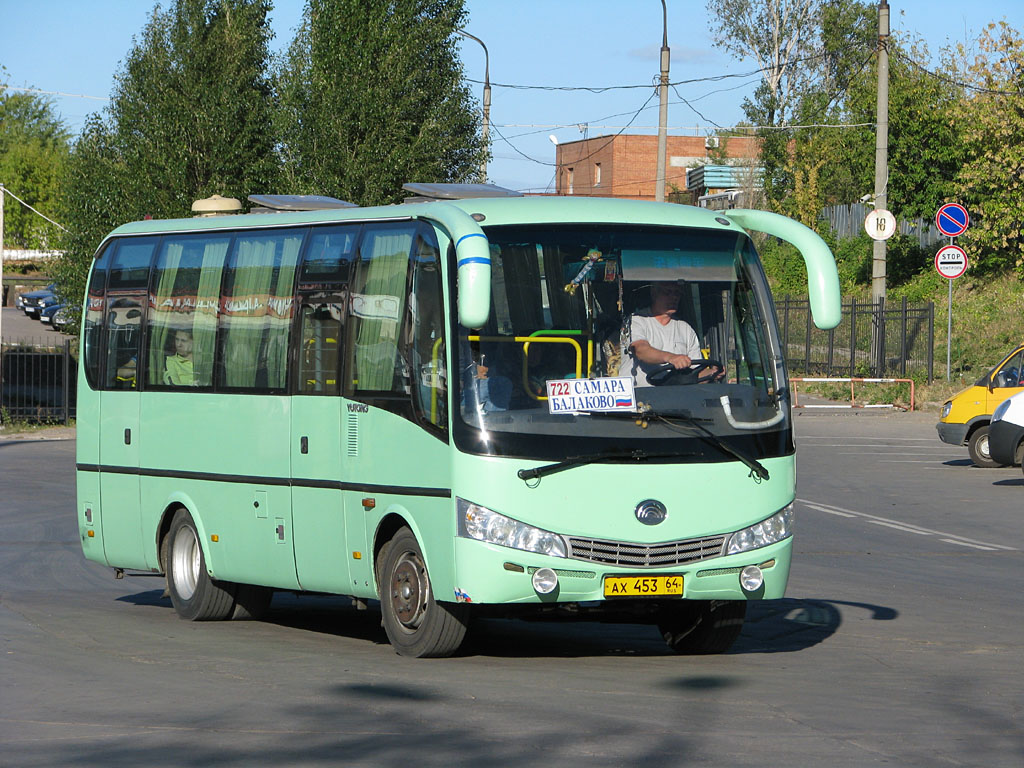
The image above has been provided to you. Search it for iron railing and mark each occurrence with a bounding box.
[777,296,934,382]
[0,340,78,424]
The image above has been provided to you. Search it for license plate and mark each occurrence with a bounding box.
[603,574,683,598]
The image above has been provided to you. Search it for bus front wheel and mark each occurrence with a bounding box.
[166,509,236,621]
[378,527,469,658]
[658,600,746,654]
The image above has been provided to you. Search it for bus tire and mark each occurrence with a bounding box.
[166,509,236,621]
[968,425,1001,467]
[378,526,468,658]
[658,600,746,654]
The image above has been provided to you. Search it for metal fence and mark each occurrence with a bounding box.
[0,340,78,424]
[777,296,934,381]
[822,203,945,249]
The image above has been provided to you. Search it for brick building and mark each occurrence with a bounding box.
[552,133,759,201]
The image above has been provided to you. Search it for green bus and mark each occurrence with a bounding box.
[76,186,840,657]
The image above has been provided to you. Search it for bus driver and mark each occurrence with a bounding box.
[620,282,721,386]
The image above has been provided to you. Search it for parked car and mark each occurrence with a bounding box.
[39,302,65,327]
[936,343,1024,467]
[989,391,1024,468]
[22,286,59,319]
[51,305,74,333]
[17,283,56,314]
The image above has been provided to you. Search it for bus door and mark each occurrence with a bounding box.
[98,238,157,569]
[289,226,359,593]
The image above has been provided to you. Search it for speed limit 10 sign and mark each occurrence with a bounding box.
[864,209,896,241]
[935,244,968,279]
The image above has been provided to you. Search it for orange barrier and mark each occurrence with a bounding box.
[790,377,915,412]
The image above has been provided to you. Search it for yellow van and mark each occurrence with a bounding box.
[937,344,1024,466]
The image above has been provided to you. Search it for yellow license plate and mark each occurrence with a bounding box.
[603,574,683,598]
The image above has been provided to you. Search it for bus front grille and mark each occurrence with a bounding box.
[566,535,726,568]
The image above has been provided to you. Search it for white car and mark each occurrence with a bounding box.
[988,390,1024,469]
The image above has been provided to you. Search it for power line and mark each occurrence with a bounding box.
[0,186,70,233]
[3,85,109,102]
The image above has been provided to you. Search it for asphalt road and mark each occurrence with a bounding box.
[1,410,1021,767]
[1,306,69,346]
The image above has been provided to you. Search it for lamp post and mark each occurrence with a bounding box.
[458,30,491,181]
[655,0,670,202]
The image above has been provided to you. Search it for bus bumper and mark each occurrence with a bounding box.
[936,421,968,446]
[450,535,793,606]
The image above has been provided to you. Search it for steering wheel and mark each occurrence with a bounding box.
[647,359,724,386]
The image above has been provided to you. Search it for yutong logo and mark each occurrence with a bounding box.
[346,403,369,414]
[634,499,668,525]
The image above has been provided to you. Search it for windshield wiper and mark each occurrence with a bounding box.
[517,448,697,482]
[646,409,770,481]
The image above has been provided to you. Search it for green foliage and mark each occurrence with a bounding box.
[275,0,487,205]
[55,0,277,307]
[953,22,1024,277]
[0,87,70,250]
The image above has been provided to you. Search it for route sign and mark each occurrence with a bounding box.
[936,203,969,237]
[864,208,897,241]
[935,244,968,279]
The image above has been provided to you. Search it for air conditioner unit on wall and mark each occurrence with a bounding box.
[705,137,720,149]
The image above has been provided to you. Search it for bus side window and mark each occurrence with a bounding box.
[409,227,446,430]
[217,228,304,391]
[103,238,158,390]
[295,225,358,395]
[147,233,231,388]
[298,299,344,394]
[83,243,112,389]
[405,228,446,430]
[348,224,415,394]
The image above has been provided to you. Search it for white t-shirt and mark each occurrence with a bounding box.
[619,308,702,386]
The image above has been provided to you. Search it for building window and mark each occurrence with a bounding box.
[567,167,574,194]
[594,163,602,187]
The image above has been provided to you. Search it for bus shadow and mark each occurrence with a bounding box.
[113,591,894,657]
[993,478,1024,486]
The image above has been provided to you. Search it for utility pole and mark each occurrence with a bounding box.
[458,30,491,182]
[871,0,890,370]
[655,0,670,203]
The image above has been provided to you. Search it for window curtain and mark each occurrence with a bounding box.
[219,233,301,388]
[148,242,184,385]
[353,229,412,391]
[192,239,229,386]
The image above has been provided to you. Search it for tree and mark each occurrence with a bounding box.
[706,0,824,207]
[275,0,487,205]
[56,0,277,304]
[0,84,70,250]
[953,22,1024,276]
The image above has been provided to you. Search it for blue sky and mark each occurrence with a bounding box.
[1,0,1021,193]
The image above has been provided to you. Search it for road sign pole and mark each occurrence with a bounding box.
[947,246,952,380]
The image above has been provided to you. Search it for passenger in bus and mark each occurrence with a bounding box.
[620,282,721,386]
[164,329,195,386]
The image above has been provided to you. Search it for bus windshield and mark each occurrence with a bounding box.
[454,224,790,463]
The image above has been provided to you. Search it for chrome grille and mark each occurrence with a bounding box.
[567,534,726,568]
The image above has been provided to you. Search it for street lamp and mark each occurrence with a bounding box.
[458,29,491,181]
[655,0,670,203]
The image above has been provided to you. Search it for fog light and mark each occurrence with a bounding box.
[532,567,558,595]
[739,565,763,592]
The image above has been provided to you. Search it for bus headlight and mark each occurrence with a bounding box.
[457,498,567,558]
[941,401,952,419]
[726,505,793,555]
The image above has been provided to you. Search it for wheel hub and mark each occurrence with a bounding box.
[390,551,429,631]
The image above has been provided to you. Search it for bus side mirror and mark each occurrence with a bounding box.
[725,209,841,331]
[415,203,492,329]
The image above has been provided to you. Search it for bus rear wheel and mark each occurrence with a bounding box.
[166,509,236,621]
[378,527,468,658]
[658,600,746,654]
